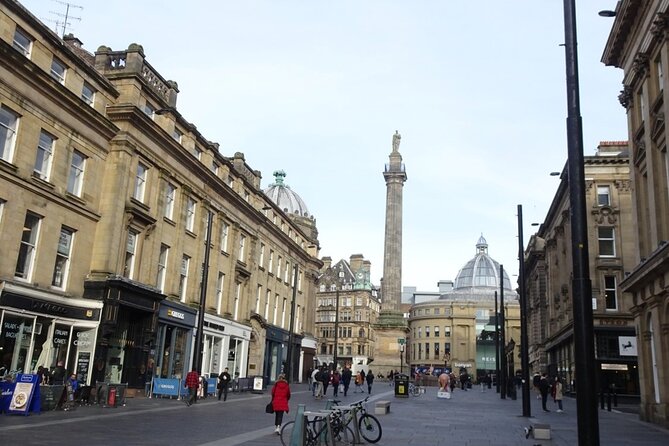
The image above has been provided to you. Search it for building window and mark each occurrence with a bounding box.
[67,150,86,196]
[434,326,440,337]
[418,327,422,338]
[265,290,271,319]
[50,57,66,84]
[598,227,616,257]
[220,222,229,252]
[239,234,246,262]
[445,327,451,337]
[156,244,169,292]
[216,272,225,314]
[179,255,190,302]
[425,326,430,337]
[212,161,219,174]
[445,342,451,353]
[185,197,196,232]
[34,130,55,180]
[124,230,138,279]
[172,128,183,143]
[255,285,262,314]
[268,250,274,273]
[425,342,430,358]
[13,27,32,57]
[259,243,265,268]
[604,275,617,311]
[658,59,664,92]
[0,105,19,163]
[597,186,611,206]
[232,283,240,320]
[277,255,282,277]
[144,102,155,119]
[298,271,303,292]
[284,260,290,282]
[134,162,148,202]
[52,226,74,288]
[281,297,287,328]
[194,147,202,160]
[434,342,440,359]
[15,212,41,280]
[273,294,279,325]
[164,182,176,220]
[81,82,95,106]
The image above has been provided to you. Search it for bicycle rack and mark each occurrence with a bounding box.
[332,404,363,444]
[303,410,336,446]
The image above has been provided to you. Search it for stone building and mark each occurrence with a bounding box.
[408,237,520,380]
[601,0,669,427]
[0,0,320,390]
[315,255,380,374]
[524,142,638,395]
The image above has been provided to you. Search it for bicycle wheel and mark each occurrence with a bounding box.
[358,413,382,443]
[279,421,295,446]
[411,385,420,397]
[334,425,355,445]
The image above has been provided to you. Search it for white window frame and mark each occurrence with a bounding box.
[233,283,241,320]
[259,243,265,268]
[67,150,86,196]
[185,197,196,232]
[658,59,664,92]
[273,294,279,325]
[124,230,138,279]
[277,255,282,277]
[144,102,155,119]
[435,326,440,337]
[34,130,55,180]
[445,327,451,337]
[157,244,169,293]
[13,27,32,57]
[239,234,246,262]
[81,82,95,106]
[179,255,190,302]
[255,285,262,314]
[281,297,287,328]
[194,147,202,160]
[52,226,74,289]
[284,260,290,283]
[268,250,274,273]
[50,57,66,84]
[164,182,176,220]
[597,185,611,206]
[598,227,616,257]
[172,128,183,143]
[0,105,19,163]
[134,162,148,202]
[220,222,229,252]
[265,290,271,320]
[216,272,225,314]
[604,275,618,311]
[15,212,41,280]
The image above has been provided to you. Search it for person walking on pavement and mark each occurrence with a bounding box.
[366,369,375,394]
[539,373,550,412]
[332,369,341,397]
[184,368,199,406]
[320,367,330,396]
[310,368,319,396]
[342,366,352,397]
[533,372,541,399]
[271,374,291,434]
[552,376,564,413]
[218,367,231,401]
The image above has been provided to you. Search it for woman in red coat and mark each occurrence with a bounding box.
[271,374,291,434]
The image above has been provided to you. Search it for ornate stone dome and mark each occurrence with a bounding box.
[452,235,514,293]
[264,170,311,218]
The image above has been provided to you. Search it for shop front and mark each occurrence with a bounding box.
[264,326,302,384]
[84,277,162,390]
[200,314,250,381]
[154,299,196,383]
[595,326,640,396]
[0,282,102,384]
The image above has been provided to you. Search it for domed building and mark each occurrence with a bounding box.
[264,170,319,243]
[407,236,521,381]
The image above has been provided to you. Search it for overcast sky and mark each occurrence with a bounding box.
[22,0,627,292]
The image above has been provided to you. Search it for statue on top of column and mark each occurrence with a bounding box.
[392,130,401,152]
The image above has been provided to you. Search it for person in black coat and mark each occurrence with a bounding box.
[319,367,330,395]
[341,366,352,397]
[218,368,231,401]
[365,369,375,394]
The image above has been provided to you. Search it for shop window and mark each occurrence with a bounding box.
[52,226,74,288]
[0,314,36,374]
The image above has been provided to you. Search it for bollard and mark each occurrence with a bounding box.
[289,404,305,446]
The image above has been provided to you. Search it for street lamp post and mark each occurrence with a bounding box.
[286,265,298,383]
[562,1,599,444]
[517,204,531,417]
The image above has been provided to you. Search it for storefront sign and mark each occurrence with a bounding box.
[7,374,40,415]
[74,330,93,348]
[599,318,629,326]
[167,309,185,320]
[151,378,180,397]
[0,293,100,320]
[53,327,70,346]
[601,363,628,371]
[77,352,91,383]
[453,362,473,368]
[619,336,638,356]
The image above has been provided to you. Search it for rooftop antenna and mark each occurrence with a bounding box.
[48,0,83,37]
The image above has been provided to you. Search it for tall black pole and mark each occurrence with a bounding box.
[494,291,500,394]
[518,205,531,417]
[499,265,507,400]
[563,1,599,444]
[333,287,339,370]
[286,265,298,383]
[194,210,213,374]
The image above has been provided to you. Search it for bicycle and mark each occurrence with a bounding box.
[331,396,382,444]
[280,409,355,446]
[408,382,422,397]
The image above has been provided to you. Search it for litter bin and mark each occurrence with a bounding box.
[394,373,409,398]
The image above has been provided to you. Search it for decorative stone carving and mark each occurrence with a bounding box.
[614,179,632,192]
[633,53,650,79]
[592,206,618,224]
[619,85,632,109]
[651,13,669,39]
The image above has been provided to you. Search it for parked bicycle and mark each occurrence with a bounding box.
[408,382,422,397]
[280,409,354,446]
[333,396,382,443]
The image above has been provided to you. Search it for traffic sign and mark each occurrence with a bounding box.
[397,338,405,345]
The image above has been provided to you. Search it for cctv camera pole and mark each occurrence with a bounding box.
[563,1,599,444]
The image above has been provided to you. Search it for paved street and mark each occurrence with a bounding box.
[1,382,667,445]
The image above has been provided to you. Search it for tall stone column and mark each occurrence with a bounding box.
[373,131,408,376]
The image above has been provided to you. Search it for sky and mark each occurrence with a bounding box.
[22,0,628,292]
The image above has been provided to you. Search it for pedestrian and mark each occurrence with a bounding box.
[201,374,208,399]
[553,376,564,413]
[63,372,78,411]
[354,371,363,393]
[460,371,468,391]
[313,368,323,399]
[320,367,330,396]
[271,374,291,434]
[311,367,320,397]
[51,360,66,385]
[332,369,341,397]
[218,367,231,401]
[533,372,541,399]
[539,373,550,412]
[341,366,352,397]
[184,368,199,406]
[366,369,374,394]
[449,372,456,392]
